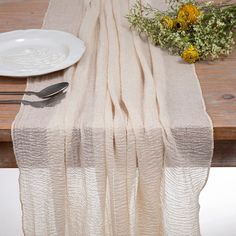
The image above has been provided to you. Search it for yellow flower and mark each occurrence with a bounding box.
[181,45,200,63]
[162,16,174,29]
[173,18,188,30]
[177,3,200,24]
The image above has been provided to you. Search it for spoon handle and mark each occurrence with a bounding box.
[0,91,34,95]
[0,99,22,104]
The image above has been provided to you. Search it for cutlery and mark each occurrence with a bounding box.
[0,82,69,99]
[0,99,34,104]
[0,92,66,108]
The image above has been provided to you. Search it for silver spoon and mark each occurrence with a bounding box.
[0,92,66,107]
[0,82,69,99]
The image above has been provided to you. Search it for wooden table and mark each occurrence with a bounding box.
[1,0,236,167]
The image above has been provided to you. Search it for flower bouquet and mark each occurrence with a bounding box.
[127,0,236,63]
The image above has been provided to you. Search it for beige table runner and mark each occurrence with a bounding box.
[12,0,213,235]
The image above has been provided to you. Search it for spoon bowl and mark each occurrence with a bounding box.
[31,82,69,98]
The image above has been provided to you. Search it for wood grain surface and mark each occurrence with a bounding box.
[0,0,236,167]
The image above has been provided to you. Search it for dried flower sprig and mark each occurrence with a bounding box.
[127,0,236,63]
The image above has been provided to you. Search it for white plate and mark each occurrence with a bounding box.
[0,29,86,77]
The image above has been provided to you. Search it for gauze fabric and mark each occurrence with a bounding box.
[12,0,213,235]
